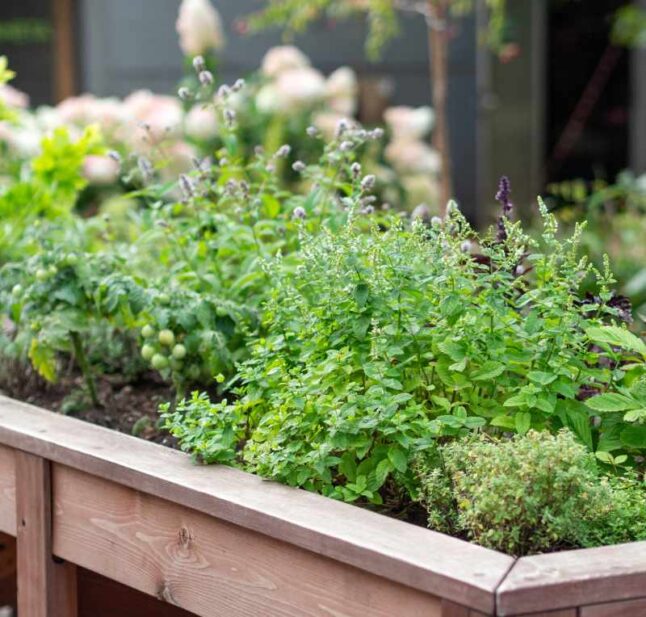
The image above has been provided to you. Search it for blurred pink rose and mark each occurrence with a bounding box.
[384,106,435,140]
[83,155,120,185]
[124,90,183,147]
[261,46,310,78]
[176,0,225,56]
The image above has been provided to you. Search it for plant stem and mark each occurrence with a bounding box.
[70,331,100,407]
[427,0,453,212]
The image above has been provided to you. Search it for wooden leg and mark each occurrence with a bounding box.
[16,452,77,617]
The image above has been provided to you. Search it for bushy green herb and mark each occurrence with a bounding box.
[417,430,646,555]
[164,196,642,507]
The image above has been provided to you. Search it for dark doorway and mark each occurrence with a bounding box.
[546,0,631,183]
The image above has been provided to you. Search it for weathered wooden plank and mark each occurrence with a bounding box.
[517,611,578,616]
[581,597,646,616]
[53,464,442,617]
[0,395,510,614]
[441,599,490,615]
[497,543,646,615]
[0,446,15,536]
[15,452,77,617]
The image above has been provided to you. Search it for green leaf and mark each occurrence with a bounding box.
[387,447,408,473]
[527,371,557,386]
[620,425,646,448]
[515,412,531,435]
[353,283,369,308]
[586,326,646,357]
[504,394,527,408]
[471,361,505,381]
[28,339,57,383]
[491,415,516,429]
[585,393,639,413]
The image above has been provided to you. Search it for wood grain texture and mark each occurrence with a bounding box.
[517,611,578,617]
[581,598,646,616]
[498,542,646,615]
[52,0,77,101]
[53,464,442,617]
[0,395,511,613]
[441,599,490,616]
[0,446,15,535]
[15,452,77,617]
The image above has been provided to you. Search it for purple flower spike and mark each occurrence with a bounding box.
[495,176,513,242]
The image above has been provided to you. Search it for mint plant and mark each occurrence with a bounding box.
[164,178,643,508]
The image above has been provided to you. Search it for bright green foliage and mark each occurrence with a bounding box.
[164,198,642,505]
[0,56,17,122]
[31,125,104,211]
[417,431,646,555]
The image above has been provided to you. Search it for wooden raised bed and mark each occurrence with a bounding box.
[0,394,645,616]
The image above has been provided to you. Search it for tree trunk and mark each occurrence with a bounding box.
[427,0,453,212]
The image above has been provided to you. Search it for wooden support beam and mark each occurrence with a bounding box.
[52,0,76,101]
[0,446,16,536]
[15,452,77,617]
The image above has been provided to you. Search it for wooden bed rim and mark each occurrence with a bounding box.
[0,394,645,616]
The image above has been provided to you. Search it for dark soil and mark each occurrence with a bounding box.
[0,360,176,446]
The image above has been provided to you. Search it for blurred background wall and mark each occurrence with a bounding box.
[1,0,644,222]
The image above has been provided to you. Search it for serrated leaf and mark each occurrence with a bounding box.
[586,393,639,412]
[28,339,57,383]
[471,361,505,381]
[586,326,646,357]
[527,371,557,386]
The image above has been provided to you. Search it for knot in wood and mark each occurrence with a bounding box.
[178,525,193,548]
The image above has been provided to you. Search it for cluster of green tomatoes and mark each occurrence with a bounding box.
[140,324,190,375]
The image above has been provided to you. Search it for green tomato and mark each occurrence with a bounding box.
[35,268,48,281]
[65,253,78,266]
[169,358,184,371]
[47,265,57,276]
[141,324,155,339]
[158,329,175,347]
[11,284,22,297]
[158,293,171,305]
[151,353,169,370]
[172,344,187,360]
[141,344,155,361]
[187,365,201,381]
[30,321,41,332]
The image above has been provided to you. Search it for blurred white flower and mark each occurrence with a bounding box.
[401,174,440,205]
[384,106,435,140]
[176,0,225,56]
[184,104,219,140]
[261,46,310,78]
[274,67,325,111]
[385,139,441,175]
[255,84,280,114]
[83,154,120,185]
[0,84,29,109]
[312,112,356,139]
[325,67,358,116]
